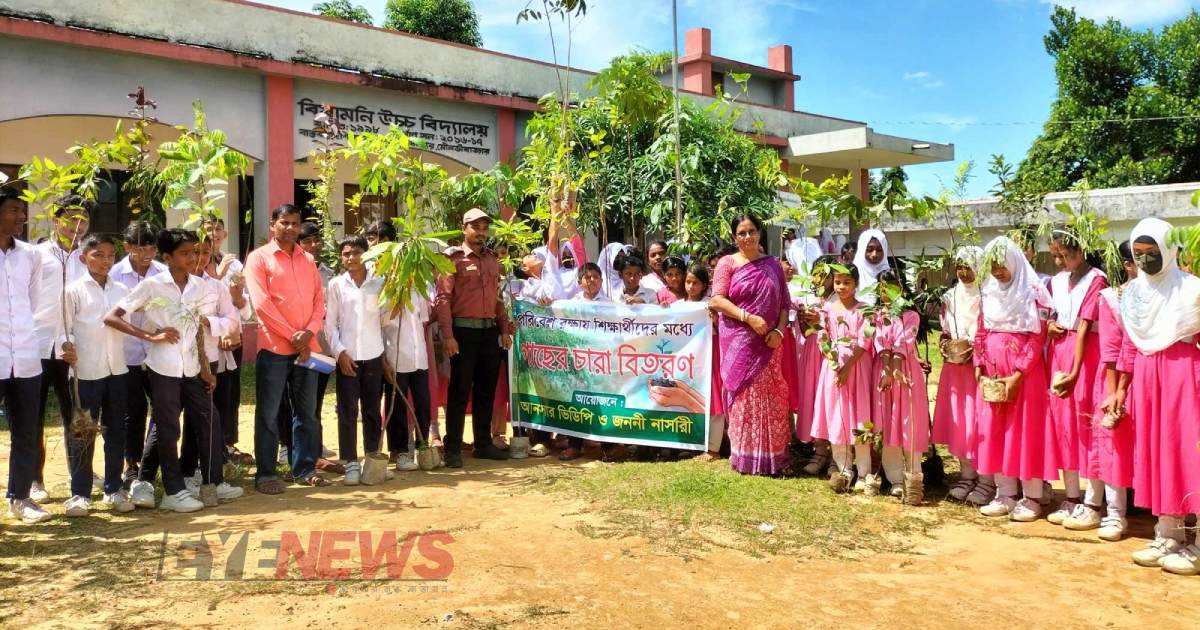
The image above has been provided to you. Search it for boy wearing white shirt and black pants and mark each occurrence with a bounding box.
[327,236,388,484]
[104,229,237,512]
[1,186,52,523]
[383,284,433,472]
[32,194,91,501]
[60,234,132,515]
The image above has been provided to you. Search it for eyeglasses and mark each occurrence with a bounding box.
[735,230,758,239]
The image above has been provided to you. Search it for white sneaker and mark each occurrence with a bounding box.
[7,498,51,523]
[395,454,419,472]
[102,490,136,514]
[889,484,904,498]
[980,495,1017,517]
[278,446,289,464]
[29,481,49,502]
[1010,497,1041,522]
[322,445,336,458]
[215,482,243,501]
[1097,516,1127,542]
[63,495,91,517]
[344,461,361,486]
[159,489,204,513]
[1132,537,1184,567]
[1063,504,1102,530]
[1047,499,1079,525]
[1161,543,1200,576]
[129,480,157,508]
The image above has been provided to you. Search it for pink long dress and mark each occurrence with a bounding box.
[872,310,931,453]
[1125,334,1200,515]
[973,317,1059,481]
[782,324,801,414]
[809,300,873,446]
[932,300,980,461]
[794,322,824,442]
[1087,293,1135,488]
[1046,271,1107,473]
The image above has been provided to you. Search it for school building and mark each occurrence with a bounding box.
[0,0,954,256]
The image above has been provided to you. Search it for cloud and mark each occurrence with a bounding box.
[922,79,946,89]
[903,70,945,89]
[903,71,930,80]
[915,113,978,131]
[1036,0,1199,26]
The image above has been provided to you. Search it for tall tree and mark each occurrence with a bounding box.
[383,0,483,47]
[313,0,373,24]
[1016,7,1200,192]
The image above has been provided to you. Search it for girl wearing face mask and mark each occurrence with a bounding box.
[1120,218,1200,575]
[934,246,990,505]
[1045,229,1109,527]
[974,236,1057,522]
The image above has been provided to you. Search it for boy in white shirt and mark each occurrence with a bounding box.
[1,186,52,523]
[382,282,433,473]
[60,234,132,515]
[31,194,91,502]
[103,229,238,513]
[326,236,388,484]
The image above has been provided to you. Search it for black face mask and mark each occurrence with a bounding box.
[1135,252,1163,275]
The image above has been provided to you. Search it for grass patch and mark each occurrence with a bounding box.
[523,459,942,559]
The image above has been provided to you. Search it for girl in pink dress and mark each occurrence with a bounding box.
[933,247,988,504]
[871,270,931,499]
[798,261,835,474]
[974,236,1057,522]
[1045,230,1109,525]
[1066,240,1137,540]
[655,256,687,305]
[810,265,874,493]
[684,264,726,462]
[1120,219,1200,575]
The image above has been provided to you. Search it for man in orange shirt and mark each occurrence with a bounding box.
[435,208,513,468]
[245,204,327,493]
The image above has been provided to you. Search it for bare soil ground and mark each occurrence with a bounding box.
[2,411,1199,630]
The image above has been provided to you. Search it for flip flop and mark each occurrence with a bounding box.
[297,475,331,487]
[255,479,285,495]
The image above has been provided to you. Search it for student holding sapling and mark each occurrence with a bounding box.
[59,234,132,516]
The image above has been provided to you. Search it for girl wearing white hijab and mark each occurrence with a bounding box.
[933,246,991,504]
[597,242,630,300]
[852,229,891,304]
[973,236,1057,523]
[1119,218,1200,575]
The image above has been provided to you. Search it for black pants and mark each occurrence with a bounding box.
[180,363,221,480]
[139,371,222,495]
[3,375,42,501]
[35,357,72,483]
[123,365,153,476]
[444,325,500,455]
[213,345,242,447]
[75,374,128,496]
[275,370,330,451]
[385,369,431,453]
[335,356,383,462]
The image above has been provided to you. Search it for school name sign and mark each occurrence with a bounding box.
[510,300,712,450]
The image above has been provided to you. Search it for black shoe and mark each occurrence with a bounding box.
[473,444,511,460]
[444,452,463,468]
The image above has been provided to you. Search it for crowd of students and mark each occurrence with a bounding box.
[2,184,1199,576]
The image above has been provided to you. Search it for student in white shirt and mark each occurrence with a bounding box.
[60,234,132,516]
[326,236,388,485]
[31,194,91,502]
[110,221,165,483]
[201,217,252,465]
[382,282,434,473]
[104,229,239,513]
[1,186,52,523]
[613,248,659,305]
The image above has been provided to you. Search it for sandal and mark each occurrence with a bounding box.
[255,479,286,495]
[296,475,331,487]
[948,478,977,502]
[316,458,345,475]
[966,479,997,507]
[492,435,509,450]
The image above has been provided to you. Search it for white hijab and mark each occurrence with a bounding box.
[786,237,822,275]
[980,236,1053,333]
[944,245,983,340]
[597,242,628,299]
[1120,217,1200,354]
[852,229,891,304]
[818,228,836,255]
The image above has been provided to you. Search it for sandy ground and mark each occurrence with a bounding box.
[3,419,1200,630]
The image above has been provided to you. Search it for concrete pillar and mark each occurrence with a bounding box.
[768,44,795,111]
[259,75,294,242]
[682,27,713,96]
[497,108,516,220]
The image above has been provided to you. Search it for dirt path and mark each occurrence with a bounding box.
[3,430,1199,629]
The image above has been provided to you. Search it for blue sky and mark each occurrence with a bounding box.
[260,0,1200,198]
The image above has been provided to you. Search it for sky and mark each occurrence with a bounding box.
[259,0,1200,199]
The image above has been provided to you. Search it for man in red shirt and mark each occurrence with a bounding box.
[435,208,513,468]
[245,204,327,493]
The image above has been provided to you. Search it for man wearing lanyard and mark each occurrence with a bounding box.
[245,204,327,493]
[435,208,512,468]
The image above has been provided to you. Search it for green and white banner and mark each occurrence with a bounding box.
[510,300,712,450]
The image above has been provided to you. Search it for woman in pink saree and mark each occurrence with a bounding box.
[710,215,792,475]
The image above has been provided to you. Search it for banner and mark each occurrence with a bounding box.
[509,300,712,450]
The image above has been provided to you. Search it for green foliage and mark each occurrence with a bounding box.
[156,101,249,231]
[383,0,482,46]
[314,0,373,24]
[869,166,908,212]
[304,105,343,268]
[1166,191,1200,270]
[1017,7,1200,191]
[104,87,165,225]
